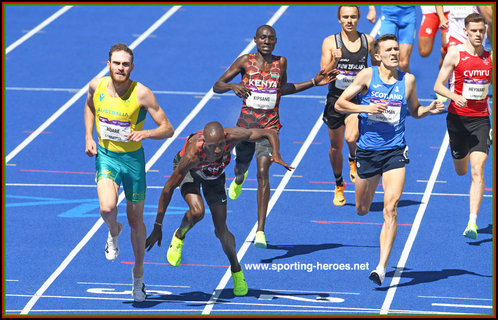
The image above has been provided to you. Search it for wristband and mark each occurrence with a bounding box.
[154,221,162,227]
[311,78,316,86]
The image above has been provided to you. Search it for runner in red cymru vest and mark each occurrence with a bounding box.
[434,13,492,240]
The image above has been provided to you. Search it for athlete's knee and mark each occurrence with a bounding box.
[399,60,410,72]
[356,204,369,216]
[344,131,358,144]
[383,204,398,222]
[127,215,145,230]
[100,204,117,217]
[256,167,270,185]
[418,46,431,57]
[214,225,231,240]
[234,162,249,175]
[191,211,205,223]
[470,164,485,182]
[454,166,467,176]
[329,137,343,151]
[188,205,205,222]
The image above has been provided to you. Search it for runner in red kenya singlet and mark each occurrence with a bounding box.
[213,25,336,248]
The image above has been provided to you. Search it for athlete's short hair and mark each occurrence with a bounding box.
[255,25,276,37]
[337,6,360,19]
[373,34,398,53]
[109,43,134,64]
[464,13,486,27]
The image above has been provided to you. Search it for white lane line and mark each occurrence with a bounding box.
[76,281,190,288]
[262,288,360,295]
[5,6,181,164]
[202,110,324,315]
[5,87,449,103]
[5,6,73,54]
[380,132,449,314]
[19,6,182,315]
[4,183,493,198]
[5,294,479,314]
[432,303,492,309]
[419,296,492,301]
[4,86,327,99]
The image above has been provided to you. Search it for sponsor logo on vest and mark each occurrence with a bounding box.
[463,70,490,77]
[248,79,278,88]
[371,91,403,100]
[98,108,129,117]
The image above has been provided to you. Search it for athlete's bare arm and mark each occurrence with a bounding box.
[124,83,174,142]
[320,35,341,70]
[366,6,376,24]
[281,56,337,96]
[145,137,199,251]
[435,6,448,30]
[213,55,252,98]
[335,68,386,114]
[84,77,102,157]
[434,46,467,107]
[405,73,444,118]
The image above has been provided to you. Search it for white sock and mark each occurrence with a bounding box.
[468,214,477,225]
[376,265,386,275]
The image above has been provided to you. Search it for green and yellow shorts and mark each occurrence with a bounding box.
[95,145,146,202]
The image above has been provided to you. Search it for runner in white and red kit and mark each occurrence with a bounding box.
[434,13,492,240]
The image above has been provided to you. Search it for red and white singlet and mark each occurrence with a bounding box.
[448,45,492,117]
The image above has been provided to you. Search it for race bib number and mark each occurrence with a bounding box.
[98,116,131,142]
[246,88,278,110]
[462,78,489,100]
[335,69,359,90]
[450,6,474,18]
[367,98,401,125]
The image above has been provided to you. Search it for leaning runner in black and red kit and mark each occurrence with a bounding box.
[213,24,337,249]
[145,121,293,297]
[434,13,492,240]
[320,5,376,206]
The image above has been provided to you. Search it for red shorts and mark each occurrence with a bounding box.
[443,36,464,53]
[419,12,449,38]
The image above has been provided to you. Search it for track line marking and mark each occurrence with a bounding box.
[380,132,449,314]
[262,288,360,295]
[5,6,72,54]
[19,6,183,315]
[418,296,492,301]
[4,183,493,198]
[20,169,94,175]
[432,303,492,309]
[4,294,480,315]
[77,281,190,288]
[311,220,413,226]
[6,86,447,103]
[121,261,230,268]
